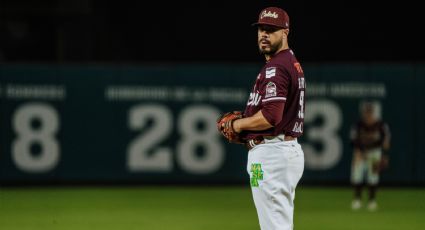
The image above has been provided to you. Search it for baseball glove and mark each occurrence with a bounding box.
[216,111,244,144]
[373,154,389,173]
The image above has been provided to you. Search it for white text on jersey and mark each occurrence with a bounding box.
[292,122,303,133]
[247,92,261,106]
[298,77,306,89]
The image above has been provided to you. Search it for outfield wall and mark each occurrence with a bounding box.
[0,64,423,185]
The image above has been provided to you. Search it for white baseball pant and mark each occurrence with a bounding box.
[351,148,382,185]
[247,136,304,230]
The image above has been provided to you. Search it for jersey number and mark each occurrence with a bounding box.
[298,91,305,119]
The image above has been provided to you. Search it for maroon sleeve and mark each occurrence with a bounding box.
[260,66,290,104]
[382,122,391,141]
[261,101,285,126]
[350,123,362,149]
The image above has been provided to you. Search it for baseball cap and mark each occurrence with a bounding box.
[252,7,290,29]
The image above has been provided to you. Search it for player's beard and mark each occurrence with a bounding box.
[259,40,283,55]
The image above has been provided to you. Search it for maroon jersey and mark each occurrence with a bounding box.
[242,49,306,140]
[350,120,391,151]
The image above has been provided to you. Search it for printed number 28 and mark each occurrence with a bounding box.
[127,104,224,174]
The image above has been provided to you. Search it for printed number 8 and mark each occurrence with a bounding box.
[12,103,60,173]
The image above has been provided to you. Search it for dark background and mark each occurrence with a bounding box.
[0,0,423,64]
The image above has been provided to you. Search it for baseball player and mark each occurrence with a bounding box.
[217,6,305,230]
[350,101,391,211]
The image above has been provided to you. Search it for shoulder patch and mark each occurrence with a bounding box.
[265,67,276,78]
[265,82,277,98]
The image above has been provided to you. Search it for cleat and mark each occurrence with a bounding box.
[351,199,362,210]
[367,201,378,211]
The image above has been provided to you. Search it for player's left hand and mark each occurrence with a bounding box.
[216,111,244,144]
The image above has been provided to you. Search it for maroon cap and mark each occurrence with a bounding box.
[252,7,290,29]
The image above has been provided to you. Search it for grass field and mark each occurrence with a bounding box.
[1,186,424,230]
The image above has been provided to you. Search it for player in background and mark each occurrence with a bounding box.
[350,101,391,211]
[230,6,306,229]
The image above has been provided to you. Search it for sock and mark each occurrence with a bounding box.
[368,185,377,201]
[354,184,362,200]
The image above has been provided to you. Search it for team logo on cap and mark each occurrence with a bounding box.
[260,10,279,19]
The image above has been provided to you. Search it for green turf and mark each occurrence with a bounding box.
[0,186,424,230]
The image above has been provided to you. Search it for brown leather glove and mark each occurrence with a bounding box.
[216,111,244,144]
[373,154,389,173]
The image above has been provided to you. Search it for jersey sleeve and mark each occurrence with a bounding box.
[382,122,391,141]
[381,122,391,151]
[260,65,289,104]
[261,101,285,126]
[350,123,360,148]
